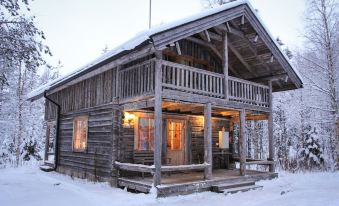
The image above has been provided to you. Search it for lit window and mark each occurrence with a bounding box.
[73,116,88,152]
[167,121,183,150]
[136,118,154,151]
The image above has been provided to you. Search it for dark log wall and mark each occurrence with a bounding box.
[45,68,117,121]
[57,103,118,181]
[189,116,229,168]
[163,39,222,73]
[118,126,134,163]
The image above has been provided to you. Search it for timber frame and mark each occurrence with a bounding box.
[29,0,302,197]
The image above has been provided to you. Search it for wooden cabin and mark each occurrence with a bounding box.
[28,1,303,196]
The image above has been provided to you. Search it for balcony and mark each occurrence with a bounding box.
[118,59,270,110]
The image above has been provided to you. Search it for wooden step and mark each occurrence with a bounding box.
[40,163,54,172]
[223,185,263,194]
[211,181,255,193]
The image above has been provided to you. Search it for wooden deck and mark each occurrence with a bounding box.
[117,169,278,197]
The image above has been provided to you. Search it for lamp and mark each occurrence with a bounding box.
[123,112,135,128]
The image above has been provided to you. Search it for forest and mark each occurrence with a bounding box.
[0,0,338,173]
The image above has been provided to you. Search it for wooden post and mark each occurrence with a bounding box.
[115,65,120,100]
[204,102,212,179]
[153,50,163,186]
[268,80,275,172]
[223,32,229,101]
[239,109,246,176]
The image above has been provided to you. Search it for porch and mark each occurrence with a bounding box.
[117,169,278,197]
[114,98,275,195]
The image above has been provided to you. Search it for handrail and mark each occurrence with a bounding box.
[117,59,270,108]
[114,161,209,173]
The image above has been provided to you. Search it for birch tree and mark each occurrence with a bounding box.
[296,0,338,167]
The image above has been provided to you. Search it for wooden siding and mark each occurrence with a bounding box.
[189,116,229,168]
[57,104,116,180]
[45,69,116,120]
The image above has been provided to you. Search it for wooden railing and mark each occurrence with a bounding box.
[119,59,155,100]
[229,77,270,107]
[118,59,270,108]
[162,61,224,98]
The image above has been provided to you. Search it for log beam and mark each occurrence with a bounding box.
[153,50,163,186]
[239,109,247,176]
[204,102,212,179]
[268,80,275,172]
[223,32,229,101]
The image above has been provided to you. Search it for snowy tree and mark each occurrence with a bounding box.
[299,125,324,170]
[0,0,52,167]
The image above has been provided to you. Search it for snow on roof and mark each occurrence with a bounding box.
[27,0,302,100]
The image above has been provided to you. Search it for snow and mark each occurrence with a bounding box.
[27,0,302,101]
[1,166,339,206]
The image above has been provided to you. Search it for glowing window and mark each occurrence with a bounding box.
[136,118,154,151]
[73,116,88,152]
[167,121,183,150]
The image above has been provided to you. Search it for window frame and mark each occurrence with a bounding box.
[133,113,156,151]
[72,115,89,152]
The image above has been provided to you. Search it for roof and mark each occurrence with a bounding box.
[27,0,303,101]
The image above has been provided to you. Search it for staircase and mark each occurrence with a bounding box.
[211,181,263,194]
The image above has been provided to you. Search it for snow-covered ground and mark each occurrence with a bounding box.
[0,166,339,206]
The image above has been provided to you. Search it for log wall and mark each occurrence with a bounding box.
[45,68,116,121]
[56,103,117,182]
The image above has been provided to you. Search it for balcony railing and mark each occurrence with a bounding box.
[118,60,270,108]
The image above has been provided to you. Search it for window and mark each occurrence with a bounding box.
[73,116,88,152]
[167,120,183,150]
[135,117,154,151]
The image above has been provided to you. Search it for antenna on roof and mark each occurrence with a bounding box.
[149,0,152,29]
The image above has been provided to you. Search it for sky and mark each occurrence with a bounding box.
[30,0,305,75]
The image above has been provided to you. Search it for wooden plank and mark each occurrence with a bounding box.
[161,163,209,172]
[204,102,212,179]
[268,80,274,172]
[154,50,163,186]
[239,109,246,176]
[114,161,154,173]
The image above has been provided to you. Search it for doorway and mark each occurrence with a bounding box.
[166,119,186,165]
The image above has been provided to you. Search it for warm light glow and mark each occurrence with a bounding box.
[218,127,229,149]
[123,112,135,127]
[167,120,183,150]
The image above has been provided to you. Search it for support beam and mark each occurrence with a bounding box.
[153,50,163,186]
[204,30,211,42]
[223,32,229,101]
[175,42,182,55]
[268,81,275,172]
[239,109,247,176]
[204,102,212,180]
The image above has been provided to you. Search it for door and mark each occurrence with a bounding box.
[166,119,185,165]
